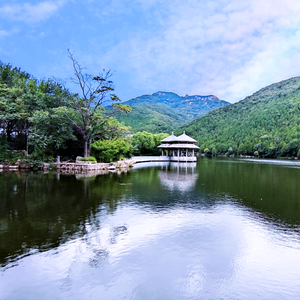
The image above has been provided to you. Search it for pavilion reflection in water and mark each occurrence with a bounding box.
[159,162,198,192]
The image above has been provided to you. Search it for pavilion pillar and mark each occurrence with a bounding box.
[192,149,194,157]
[166,150,168,156]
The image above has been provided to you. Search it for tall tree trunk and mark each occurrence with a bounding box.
[6,121,14,142]
[84,140,89,157]
[25,121,29,156]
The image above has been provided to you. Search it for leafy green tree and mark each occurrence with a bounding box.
[29,110,75,156]
[132,131,155,155]
[94,117,131,141]
[28,80,76,157]
[131,131,169,155]
[0,69,35,153]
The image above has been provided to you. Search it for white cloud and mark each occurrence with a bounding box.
[99,0,300,101]
[0,1,65,23]
[0,29,13,37]
[225,29,300,100]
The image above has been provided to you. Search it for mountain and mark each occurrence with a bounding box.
[116,91,230,133]
[178,76,300,158]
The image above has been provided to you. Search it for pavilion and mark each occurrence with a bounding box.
[157,131,199,162]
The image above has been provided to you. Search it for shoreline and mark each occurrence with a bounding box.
[0,159,135,173]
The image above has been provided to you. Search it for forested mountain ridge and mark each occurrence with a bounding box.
[116,91,230,133]
[123,91,229,118]
[178,76,300,157]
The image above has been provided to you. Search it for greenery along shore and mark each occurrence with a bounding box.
[177,76,300,158]
[2,58,300,162]
[0,60,169,164]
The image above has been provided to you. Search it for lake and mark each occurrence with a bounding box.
[1,157,300,299]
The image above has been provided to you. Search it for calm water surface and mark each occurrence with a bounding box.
[1,158,300,299]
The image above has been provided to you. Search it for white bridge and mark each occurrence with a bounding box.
[132,156,197,163]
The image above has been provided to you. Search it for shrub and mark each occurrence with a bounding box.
[20,158,43,169]
[79,156,97,162]
[91,139,133,163]
[0,150,25,164]
[44,156,56,163]
[48,163,57,170]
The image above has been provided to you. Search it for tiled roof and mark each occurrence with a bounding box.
[176,131,197,143]
[157,143,199,149]
[160,132,178,143]
[160,131,198,143]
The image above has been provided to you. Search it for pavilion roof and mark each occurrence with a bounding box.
[160,131,198,143]
[157,143,199,149]
[176,131,197,143]
[160,132,178,143]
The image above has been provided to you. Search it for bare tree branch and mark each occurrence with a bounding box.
[66,50,126,157]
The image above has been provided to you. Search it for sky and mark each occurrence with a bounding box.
[1,0,300,103]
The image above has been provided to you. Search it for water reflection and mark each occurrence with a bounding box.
[158,162,198,192]
[1,159,300,299]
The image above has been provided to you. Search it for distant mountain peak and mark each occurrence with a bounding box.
[116,91,230,134]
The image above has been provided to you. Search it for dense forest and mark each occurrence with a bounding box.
[116,91,229,133]
[179,77,300,158]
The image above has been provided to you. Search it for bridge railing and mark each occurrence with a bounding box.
[132,156,197,163]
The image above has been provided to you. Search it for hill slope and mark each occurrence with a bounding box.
[117,91,230,133]
[178,77,300,157]
[117,103,188,133]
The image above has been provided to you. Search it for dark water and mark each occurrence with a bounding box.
[1,158,300,299]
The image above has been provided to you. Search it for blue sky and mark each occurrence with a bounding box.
[1,0,300,103]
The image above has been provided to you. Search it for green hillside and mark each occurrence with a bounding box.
[178,77,300,158]
[117,103,188,133]
[116,91,230,133]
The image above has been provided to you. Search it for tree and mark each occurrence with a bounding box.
[61,51,131,157]
[94,117,131,141]
[132,131,169,155]
[0,64,32,150]
[91,138,133,162]
[28,80,76,156]
[132,131,155,155]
